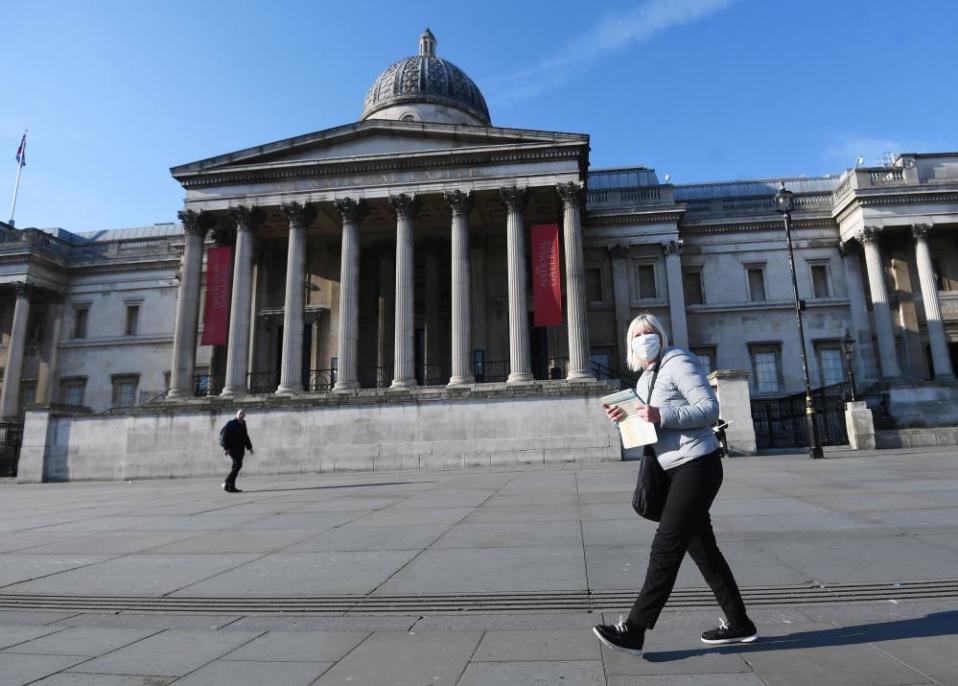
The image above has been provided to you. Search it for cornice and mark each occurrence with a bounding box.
[678,217,838,234]
[832,188,958,222]
[68,259,181,275]
[59,334,174,350]
[177,143,585,189]
[586,210,684,226]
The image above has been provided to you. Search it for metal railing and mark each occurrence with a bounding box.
[0,420,24,477]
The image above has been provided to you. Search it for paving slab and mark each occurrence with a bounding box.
[283,524,448,553]
[172,659,333,685]
[30,675,175,685]
[457,660,606,685]
[0,652,88,684]
[0,555,113,589]
[431,521,582,549]
[225,630,368,662]
[70,628,262,677]
[0,624,63,650]
[312,630,481,685]
[2,626,159,656]
[602,625,755,677]
[471,628,601,661]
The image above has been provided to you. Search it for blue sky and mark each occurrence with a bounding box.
[3,0,956,232]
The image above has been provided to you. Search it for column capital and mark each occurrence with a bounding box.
[13,281,34,298]
[857,226,881,244]
[911,223,933,240]
[608,243,631,259]
[333,197,367,224]
[556,182,584,209]
[177,209,215,238]
[661,239,683,256]
[443,190,473,216]
[498,186,528,212]
[388,193,419,219]
[230,206,265,232]
[281,201,317,229]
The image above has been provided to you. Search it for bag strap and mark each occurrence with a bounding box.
[638,350,677,404]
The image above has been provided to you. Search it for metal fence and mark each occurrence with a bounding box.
[0,420,24,477]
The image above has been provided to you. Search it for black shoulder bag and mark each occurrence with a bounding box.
[631,354,670,521]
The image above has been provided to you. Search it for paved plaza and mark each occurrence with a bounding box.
[1,447,957,684]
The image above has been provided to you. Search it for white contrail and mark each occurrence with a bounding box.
[484,0,736,105]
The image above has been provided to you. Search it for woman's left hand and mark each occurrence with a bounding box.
[634,403,661,425]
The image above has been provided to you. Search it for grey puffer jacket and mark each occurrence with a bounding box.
[632,346,720,470]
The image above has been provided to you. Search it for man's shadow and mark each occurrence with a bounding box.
[645,611,958,662]
[249,480,436,493]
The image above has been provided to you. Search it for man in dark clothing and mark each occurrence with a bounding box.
[220,409,253,493]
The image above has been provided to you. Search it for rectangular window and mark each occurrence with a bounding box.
[59,377,87,406]
[585,268,603,302]
[749,345,781,393]
[811,264,830,298]
[73,306,89,339]
[683,269,704,305]
[747,268,766,302]
[124,305,140,336]
[690,346,716,376]
[111,375,139,408]
[817,345,845,387]
[637,264,656,299]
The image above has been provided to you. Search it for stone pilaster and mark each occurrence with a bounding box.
[838,241,879,383]
[377,243,395,383]
[0,282,33,418]
[858,227,902,382]
[168,210,212,399]
[276,202,316,395]
[445,190,474,387]
[221,206,263,397]
[662,239,688,350]
[912,223,955,380]
[609,244,632,368]
[389,194,418,389]
[500,187,533,384]
[558,182,595,381]
[333,198,366,392]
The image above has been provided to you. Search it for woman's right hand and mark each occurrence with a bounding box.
[603,403,627,423]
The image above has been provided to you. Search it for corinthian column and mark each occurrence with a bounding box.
[859,227,902,382]
[662,240,689,349]
[913,223,955,380]
[168,210,212,399]
[445,190,474,386]
[558,183,595,381]
[0,282,33,419]
[221,206,263,396]
[333,198,366,392]
[500,187,533,384]
[389,194,418,389]
[276,202,315,395]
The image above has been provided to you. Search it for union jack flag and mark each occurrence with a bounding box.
[15,133,26,167]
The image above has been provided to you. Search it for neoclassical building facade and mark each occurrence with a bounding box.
[2,30,957,479]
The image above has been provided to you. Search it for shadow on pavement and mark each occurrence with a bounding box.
[645,611,958,661]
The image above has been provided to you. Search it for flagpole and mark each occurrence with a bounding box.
[8,129,26,228]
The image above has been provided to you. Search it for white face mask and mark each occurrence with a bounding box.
[632,333,661,361]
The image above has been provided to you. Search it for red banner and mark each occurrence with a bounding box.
[531,224,562,327]
[202,246,233,346]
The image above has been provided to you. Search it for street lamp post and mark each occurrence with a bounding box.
[841,329,857,402]
[774,182,824,459]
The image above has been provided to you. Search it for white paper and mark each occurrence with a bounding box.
[618,415,658,449]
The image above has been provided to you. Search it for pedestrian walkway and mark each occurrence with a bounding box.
[1,447,957,684]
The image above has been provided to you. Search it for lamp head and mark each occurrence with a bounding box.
[841,329,855,356]
[774,181,794,214]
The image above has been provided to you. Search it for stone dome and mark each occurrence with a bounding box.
[361,29,491,126]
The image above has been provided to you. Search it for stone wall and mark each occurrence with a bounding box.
[18,382,622,482]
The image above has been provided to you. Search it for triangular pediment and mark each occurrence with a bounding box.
[171,120,587,178]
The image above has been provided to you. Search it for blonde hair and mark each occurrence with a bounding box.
[625,313,670,372]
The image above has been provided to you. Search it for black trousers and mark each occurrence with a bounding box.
[225,452,244,488]
[628,452,749,630]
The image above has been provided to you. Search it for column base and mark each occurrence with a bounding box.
[220,388,247,398]
[389,379,417,391]
[333,381,359,393]
[506,372,535,385]
[447,376,475,388]
[165,388,193,400]
[274,385,303,396]
[565,370,596,382]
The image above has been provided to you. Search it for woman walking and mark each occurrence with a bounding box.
[594,313,757,656]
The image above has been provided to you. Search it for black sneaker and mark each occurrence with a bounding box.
[593,615,645,656]
[701,618,758,645]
